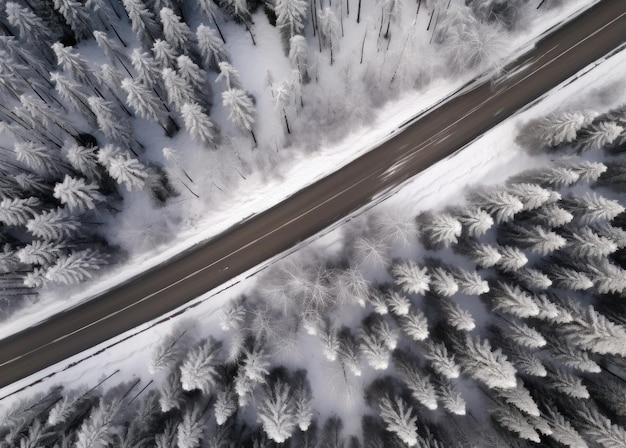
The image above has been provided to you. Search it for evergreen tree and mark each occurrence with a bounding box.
[176,405,204,448]
[158,369,185,412]
[386,291,411,316]
[51,72,96,122]
[359,324,390,370]
[511,165,580,189]
[456,207,494,237]
[0,196,40,227]
[16,239,64,266]
[332,267,370,307]
[557,158,607,183]
[490,400,541,443]
[440,299,475,332]
[337,327,362,376]
[391,260,429,295]
[533,110,597,147]
[418,211,462,249]
[179,338,222,394]
[13,142,65,176]
[196,25,229,70]
[506,344,547,377]
[74,398,121,448]
[181,102,217,147]
[459,335,517,389]
[565,226,617,259]
[162,67,195,110]
[449,266,489,295]
[65,143,101,181]
[512,267,552,290]
[240,340,270,384]
[493,380,540,417]
[101,150,149,191]
[436,379,466,415]
[528,203,574,228]
[160,7,191,53]
[275,0,307,41]
[5,3,53,52]
[487,282,539,318]
[293,370,313,431]
[149,329,187,374]
[123,0,161,42]
[542,405,588,448]
[467,186,523,223]
[498,223,567,255]
[576,407,626,448]
[44,249,105,285]
[121,77,168,124]
[562,192,625,224]
[88,96,134,145]
[52,43,99,88]
[319,416,346,448]
[26,207,81,240]
[153,38,178,68]
[130,49,161,87]
[397,308,429,342]
[548,370,589,399]
[53,0,93,40]
[428,266,459,297]
[577,121,624,152]
[499,320,546,349]
[258,377,297,443]
[318,7,340,65]
[459,240,502,268]
[289,35,309,83]
[547,336,600,373]
[506,183,556,211]
[423,341,459,379]
[351,236,391,274]
[393,350,438,410]
[222,88,256,142]
[377,395,418,447]
[53,175,105,211]
[215,61,242,90]
[93,31,129,68]
[543,264,593,291]
[496,245,528,272]
[214,384,237,425]
[561,305,626,356]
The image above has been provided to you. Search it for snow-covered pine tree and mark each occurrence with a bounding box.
[486,281,539,318]
[53,175,105,211]
[13,142,65,176]
[393,350,438,410]
[391,260,429,295]
[562,192,625,225]
[162,67,195,110]
[215,61,242,90]
[490,400,541,443]
[498,223,567,255]
[65,143,101,181]
[591,259,626,294]
[359,323,391,370]
[542,264,593,291]
[397,308,429,342]
[496,245,528,272]
[561,305,626,357]
[53,0,92,40]
[505,343,547,377]
[467,186,523,223]
[179,338,222,394]
[318,7,340,65]
[428,266,458,297]
[506,183,556,211]
[176,404,204,448]
[320,318,339,361]
[546,335,600,373]
[511,165,580,189]
[100,148,149,191]
[149,328,187,374]
[289,35,309,83]
[93,31,129,69]
[258,377,297,443]
[275,0,307,43]
[564,226,617,259]
[52,43,99,88]
[423,341,460,379]
[459,335,517,389]
[576,407,626,448]
[16,240,65,266]
[26,207,80,240]
[448,265,489,296]
[44,249,105,285]
[548,369,589,399]
[436,379,466,416]
[240,339,270,384]
[525,203,574,228]
[177,55,208,93]
[222,88,256,142]
[153,39,178,68]
[577,121,624,152]
[0,196,40,227]
[5,3,53,55]
[556,158,607,183]
[122,0,161,43]
[385,291,411,316]
[377,395,418,447]
[180,102,217,147]
[337,326,362,376]
[196,25,229,70]
[214,384,237,425]
[121,77,168,125]
[439,299,475,332]
[332,267,370,307]
[511,267,552,290]
[130,49,161,87]
[351,235,391,275]
[458,240,502,268]
[292,370,313,431]
[542,405,588,448]
[158,369,185,412]
[417,211,462,249]
[51,72,96,123]
[455,207,494,237]
[74,398,121,448]
[220,296,247,331]
[87,96,134,145]
[492,379,540,417]
[498,320,546,349]
[533,110,597,147]
[159,7,191,53]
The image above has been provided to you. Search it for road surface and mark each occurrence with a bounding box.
[1,0,625,391]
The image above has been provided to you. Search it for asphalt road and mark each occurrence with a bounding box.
[1,0,625,391]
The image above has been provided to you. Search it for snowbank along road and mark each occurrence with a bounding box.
[0,0,625,391]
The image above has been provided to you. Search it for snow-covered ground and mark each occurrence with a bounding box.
[3,35,624,436]
[0,0,599,339]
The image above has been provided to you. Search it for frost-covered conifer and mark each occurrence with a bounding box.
[549,370,589,399]
[467,186,524,223]
[88,96,134,144]
[591,259,626,294]
[543,265,593,291]
[177,56,206,91]
[289,35,309,82]
[512,267,552,290]
[507,344,546,377]
[214,384,237,425]
[493,380,540,417]
[391,260,429,295]
[378,395,418,447]
[153,39,178,68]
[359,325,390,370]
[320,319,339,361]
[215,61,242,90]
[196,25,229,69]
[578,121,624,151]
[53,175,105,211]
[440,299,475,332]
[460,241,502,268]
[456,207,494,237]
[449,266,489,295]
[332,267,370,307]
[53,0,92,39]
[14,142,64,176]
[275,0,307,40]
[418,212,462,248]
[16,240,64,266]
[487,282,539,318]
[48,396,77,426]
[102,151,149,191]
[337,327,362,376]
[562,305,626,356]
[258,378,297,443]
[26,207,80,240]
[160,8,191,53]
[181,103,217,147]
[154,421,177,448]
[393,351,438,410]
[162,68,195,110]
[397,308,429,342]
[130,49,161,87]
[366,289,388,315]
[529,203,574,228]
[74,398,120,448]
[176,405,204,448]
[241,340,270,383]
[158,369,184,412]
[121,78,167,123]
[423,342,459,379]
[318,7,340,65]
[437,379,466,415]
[491,401,541,443]
[548,337,600,373]
[500,320,546,349]
[565,226,617,259]
[428,267,458,297]
[496,245,527,272]
[506,183,555,211]
[65,144,101,181]
[51,72,95,121]
[365,314,398,350]
[0,197,40,227]
[220,296,247,331]
[351,236,390,274]
[179,338,222,394]
[93,31,128,67]
[557,158,607,183]
[52,43,98,88]
[534,110,597,147]
[542,405,588,448]
[123,0,160,41]
[293,371,313,431]
[5,3,52,50]
[577,407,626,448]
[593,222,626,249]
[221,88,256,140]
[149,329,186,374]
[385,291,410,316]
[513,165,580,189]
[44,249,104,285]
[499,223,567,255]
[460,335,517,389]
[562,192,624,224]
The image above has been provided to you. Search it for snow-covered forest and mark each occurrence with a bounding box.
[2,97,625,446]
[0,0,579,321]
